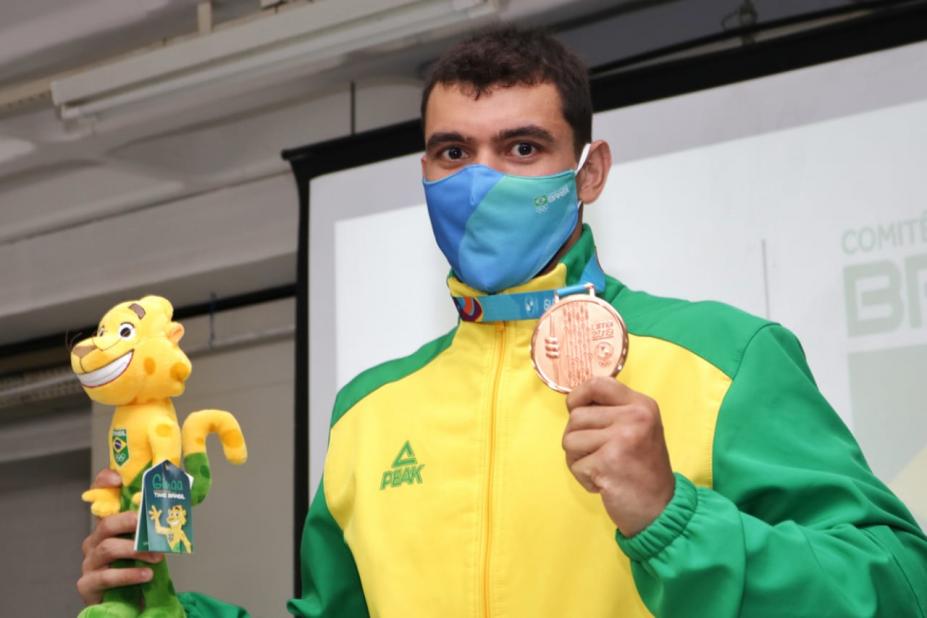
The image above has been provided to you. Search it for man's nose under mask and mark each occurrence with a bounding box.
[423,144,591,294]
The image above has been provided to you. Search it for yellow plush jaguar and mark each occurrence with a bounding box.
[71,295,247,618]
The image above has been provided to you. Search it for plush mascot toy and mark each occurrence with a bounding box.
[71,295,247,618]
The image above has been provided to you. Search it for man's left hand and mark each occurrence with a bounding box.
[562,377,676,537]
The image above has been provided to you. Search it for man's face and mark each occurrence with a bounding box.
[422,81,579,181]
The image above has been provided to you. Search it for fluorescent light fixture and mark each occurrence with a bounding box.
[51,0,498,121]
[0,137,35,164]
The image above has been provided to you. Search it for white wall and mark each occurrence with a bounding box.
[0,442,89,616]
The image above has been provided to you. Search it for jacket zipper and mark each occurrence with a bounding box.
[483,322,506,618]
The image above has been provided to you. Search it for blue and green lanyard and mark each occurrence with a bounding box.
[451,255,606,323]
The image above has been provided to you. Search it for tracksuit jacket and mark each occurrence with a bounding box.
[180,226,927,617]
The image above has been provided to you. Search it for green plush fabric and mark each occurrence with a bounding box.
[183,452,212,506]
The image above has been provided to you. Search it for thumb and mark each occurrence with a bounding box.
[91,468,122,489]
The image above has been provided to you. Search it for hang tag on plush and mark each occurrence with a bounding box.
[134,461,195,554]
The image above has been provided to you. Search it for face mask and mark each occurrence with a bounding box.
[423,144,591,293]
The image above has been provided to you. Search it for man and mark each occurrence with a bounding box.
[80,27,927,617]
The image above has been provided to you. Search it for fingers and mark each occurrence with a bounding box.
[83,535,162,572]
[84,512,162,565]
[91,468,122,489]
[86,511,138,551]
[566,377,630,410]
[567,451,603,494]
[79,511,162,605]
[565,405,615,432]
[77,565,153,606]
[562,428,609,464]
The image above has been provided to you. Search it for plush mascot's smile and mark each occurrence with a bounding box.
[77,351,134,388]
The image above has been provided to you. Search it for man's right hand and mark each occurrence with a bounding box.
[77,469,163,605]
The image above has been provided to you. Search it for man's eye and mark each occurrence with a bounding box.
[442,146,464,160]
[511,142,536,157]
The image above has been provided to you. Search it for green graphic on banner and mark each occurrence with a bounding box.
[849,343,927,529]
[134,461,194,554]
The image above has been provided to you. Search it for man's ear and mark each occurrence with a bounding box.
[577,140,612,205]
[420,154,427,178]
[167,322,185,344]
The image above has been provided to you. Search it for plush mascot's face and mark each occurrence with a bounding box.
[70,295,192,406]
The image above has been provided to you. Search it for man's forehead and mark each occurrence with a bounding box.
[424,81,569,140]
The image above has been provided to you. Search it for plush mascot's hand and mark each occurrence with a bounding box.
[81,487,121,518]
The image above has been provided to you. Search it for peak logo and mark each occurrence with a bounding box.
[379,441,425,490]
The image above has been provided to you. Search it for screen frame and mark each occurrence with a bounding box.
[281,3,927,596]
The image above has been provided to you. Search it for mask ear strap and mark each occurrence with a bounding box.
[575,143,592,174]
[574,143,592,209]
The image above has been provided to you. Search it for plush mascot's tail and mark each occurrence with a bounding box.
[181,410,247,505]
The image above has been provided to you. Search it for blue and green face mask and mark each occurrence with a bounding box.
[423,144,591,294]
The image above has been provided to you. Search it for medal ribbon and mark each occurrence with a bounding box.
[451,254,606,323]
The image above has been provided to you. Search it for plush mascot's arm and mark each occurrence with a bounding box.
[182,410,247,505]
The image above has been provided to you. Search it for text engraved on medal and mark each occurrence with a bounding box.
[531,294,629,393]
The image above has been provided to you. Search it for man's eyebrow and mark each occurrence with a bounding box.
[495,125,555,143]
[425,131,472,150]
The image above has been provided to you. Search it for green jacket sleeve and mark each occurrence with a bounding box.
[286,477,369,617]
[616,324,927,617]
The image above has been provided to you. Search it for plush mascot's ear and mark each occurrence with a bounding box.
[167,322,185,344]
[140,295,175,319]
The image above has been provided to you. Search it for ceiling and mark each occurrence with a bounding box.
[0,0,624,247]
[0,0,262,88]
[0,0,886,352]
[0,0,880,241]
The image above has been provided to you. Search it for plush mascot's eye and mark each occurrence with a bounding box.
[97,327,105,337]
[119,323,136,340]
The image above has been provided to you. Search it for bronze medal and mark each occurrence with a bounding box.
[530,285,629,393]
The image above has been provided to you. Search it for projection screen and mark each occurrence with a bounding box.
[306,38,927,528]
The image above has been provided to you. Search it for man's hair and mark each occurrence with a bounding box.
[421,26,592,156]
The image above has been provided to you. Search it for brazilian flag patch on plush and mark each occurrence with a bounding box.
[112,428,129,466]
